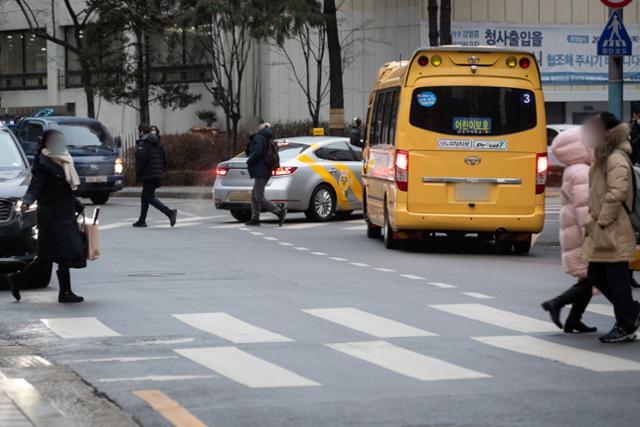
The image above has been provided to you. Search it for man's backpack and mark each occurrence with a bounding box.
[621,152,640,232]
[265,140,280,170]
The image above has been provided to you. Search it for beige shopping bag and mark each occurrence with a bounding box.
[80,209,101,261]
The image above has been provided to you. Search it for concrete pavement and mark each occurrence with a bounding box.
[0,196,638,427]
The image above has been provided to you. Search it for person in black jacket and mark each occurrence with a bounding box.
[133,123,177,228]
[630,106,640,165]
[10,129,85,303]
[245,123,286,226]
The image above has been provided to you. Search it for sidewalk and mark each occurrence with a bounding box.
[113,186,561,200]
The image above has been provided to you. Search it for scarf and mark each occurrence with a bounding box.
[42,148,81,191]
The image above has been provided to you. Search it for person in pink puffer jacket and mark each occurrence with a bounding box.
[541,126,597,333]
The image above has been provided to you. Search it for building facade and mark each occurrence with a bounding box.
[0,0,638,137]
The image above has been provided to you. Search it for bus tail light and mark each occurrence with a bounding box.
[215,166,229,176]
[519,57,531,69]
[272,167,297,176]
[536,153,548,194]
[417,55,429,66]
[395,150,409,192]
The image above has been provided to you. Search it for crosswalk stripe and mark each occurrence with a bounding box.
[173,313,292,343]
[278,242,294,246]
[473,335,640,372]
[374,268,396,273]
[341,225,367,231]
[351,262,370,267]
[329,257,348,261]
[40,317,121,339]
[428,282,457,289]
[208,224,243,229]
[282,223,327,230]
[400,274,425,281]
[263,236,278,241]
[175,347,320,388]
[462,292,495,300]
[303,308,436,338]
[430,304,557,333]
[586,304,614,317]
[327,341,490,381]
[310,252,327,256]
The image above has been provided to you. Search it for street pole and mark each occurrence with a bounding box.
[608,7,624,120]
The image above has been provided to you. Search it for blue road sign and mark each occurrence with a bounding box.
[597,10,632,56]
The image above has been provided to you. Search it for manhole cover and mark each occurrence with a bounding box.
[126,272,187,278]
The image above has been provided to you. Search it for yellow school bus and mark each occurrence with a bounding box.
[362,47,547,253]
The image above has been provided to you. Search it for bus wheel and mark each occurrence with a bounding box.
[364,196,381,239]
[382,206,399,249]
[495,240,513,255]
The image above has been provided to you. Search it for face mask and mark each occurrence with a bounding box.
[151,130,158,135]
[47,138,67,155]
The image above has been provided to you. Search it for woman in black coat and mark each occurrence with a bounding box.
[10,130,85,303]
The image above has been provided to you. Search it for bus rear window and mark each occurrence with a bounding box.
[410,86,537,136]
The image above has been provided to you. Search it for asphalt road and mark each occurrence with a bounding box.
[2,195,640,427]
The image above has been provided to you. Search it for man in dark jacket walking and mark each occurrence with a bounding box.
[133,123,177,228]
[630,106,640,165]
[245,123,287,226]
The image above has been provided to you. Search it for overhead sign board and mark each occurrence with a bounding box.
[597,10,632,56]
[600,0,633,8]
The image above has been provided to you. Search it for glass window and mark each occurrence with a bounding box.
[380,91,394,145]
[24,123,44,144]
[410,86,537,136]
[184,28,207,65]
[388,90,399,146]
[0,133,26,170]
[546,128,558,147]
[24,33,47,73]
[58,123,114,149]
[349,145,363,161]
[316,142,355,162]
[370,92,386,146]
[151,27,184,67]
[0,32,23,74]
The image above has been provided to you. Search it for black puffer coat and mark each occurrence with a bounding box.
[245,127,273,179]
[22,155,85,263]
[135,133,166,182]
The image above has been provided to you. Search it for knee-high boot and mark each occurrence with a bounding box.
[57,266,84,303]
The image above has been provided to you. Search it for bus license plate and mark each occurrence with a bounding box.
[455,183,490,202]
[85,176,108,183]
[228,191,252,202]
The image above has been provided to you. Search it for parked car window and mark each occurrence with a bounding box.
[317,142,355,162]
[23,122,43,143]
[0,132,26,170]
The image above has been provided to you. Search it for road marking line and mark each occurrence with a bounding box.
[281,223,327,230]
[0,378,67,426]
[239,227,250,231]
[100,222,131,230]
[428,282,457,289]
[208,224,243,229]
[310,252,327,256]
[278,242,294,246]
[103,375,215,383]
[40,317,121,339]
[303,308,436,338]
[430,304,557,333]
[330,257,349,261]
[154,222,200,229]
[294,247,310,251]
[350,262,370,267]
[263,236,278,241]
[473,336,640,372]
[125,337,196,346]
[586,304,614,317]
[400,274,425,281]
[341,225,367,231]
[326,341,490,381]
[462,292,495,300]
[251,232,264,236]
[134,389,207,427]
[177,210,197,217]
[173,313,292,344]
[66,356,179,364]
[175,347,320,388]
[374,268,396,273]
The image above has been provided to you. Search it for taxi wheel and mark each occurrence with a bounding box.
[230,209,252,223]
[306,185,335,222]
[382,206,399,249]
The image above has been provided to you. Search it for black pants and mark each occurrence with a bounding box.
[553,279,592,320]
[138,179,171,222]
[588,262,639,332]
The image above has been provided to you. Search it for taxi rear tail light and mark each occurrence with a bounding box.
[395,150,409,192]
[272,167,297,176]
[536,153,548,194]
[215,166,229,176]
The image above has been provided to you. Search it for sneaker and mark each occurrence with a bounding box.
[245,219,261,227]
[599,324,636,343]
[169,210,178,227]
[278,208,288,227]
[132,222,147,228]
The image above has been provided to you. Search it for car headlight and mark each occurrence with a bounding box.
[114,157,124,174]
[15,200,37,213]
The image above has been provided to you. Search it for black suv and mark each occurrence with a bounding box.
[0,127,50,286]
[15,116,124,205]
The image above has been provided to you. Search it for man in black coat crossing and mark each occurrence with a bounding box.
[133,123,177,228]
